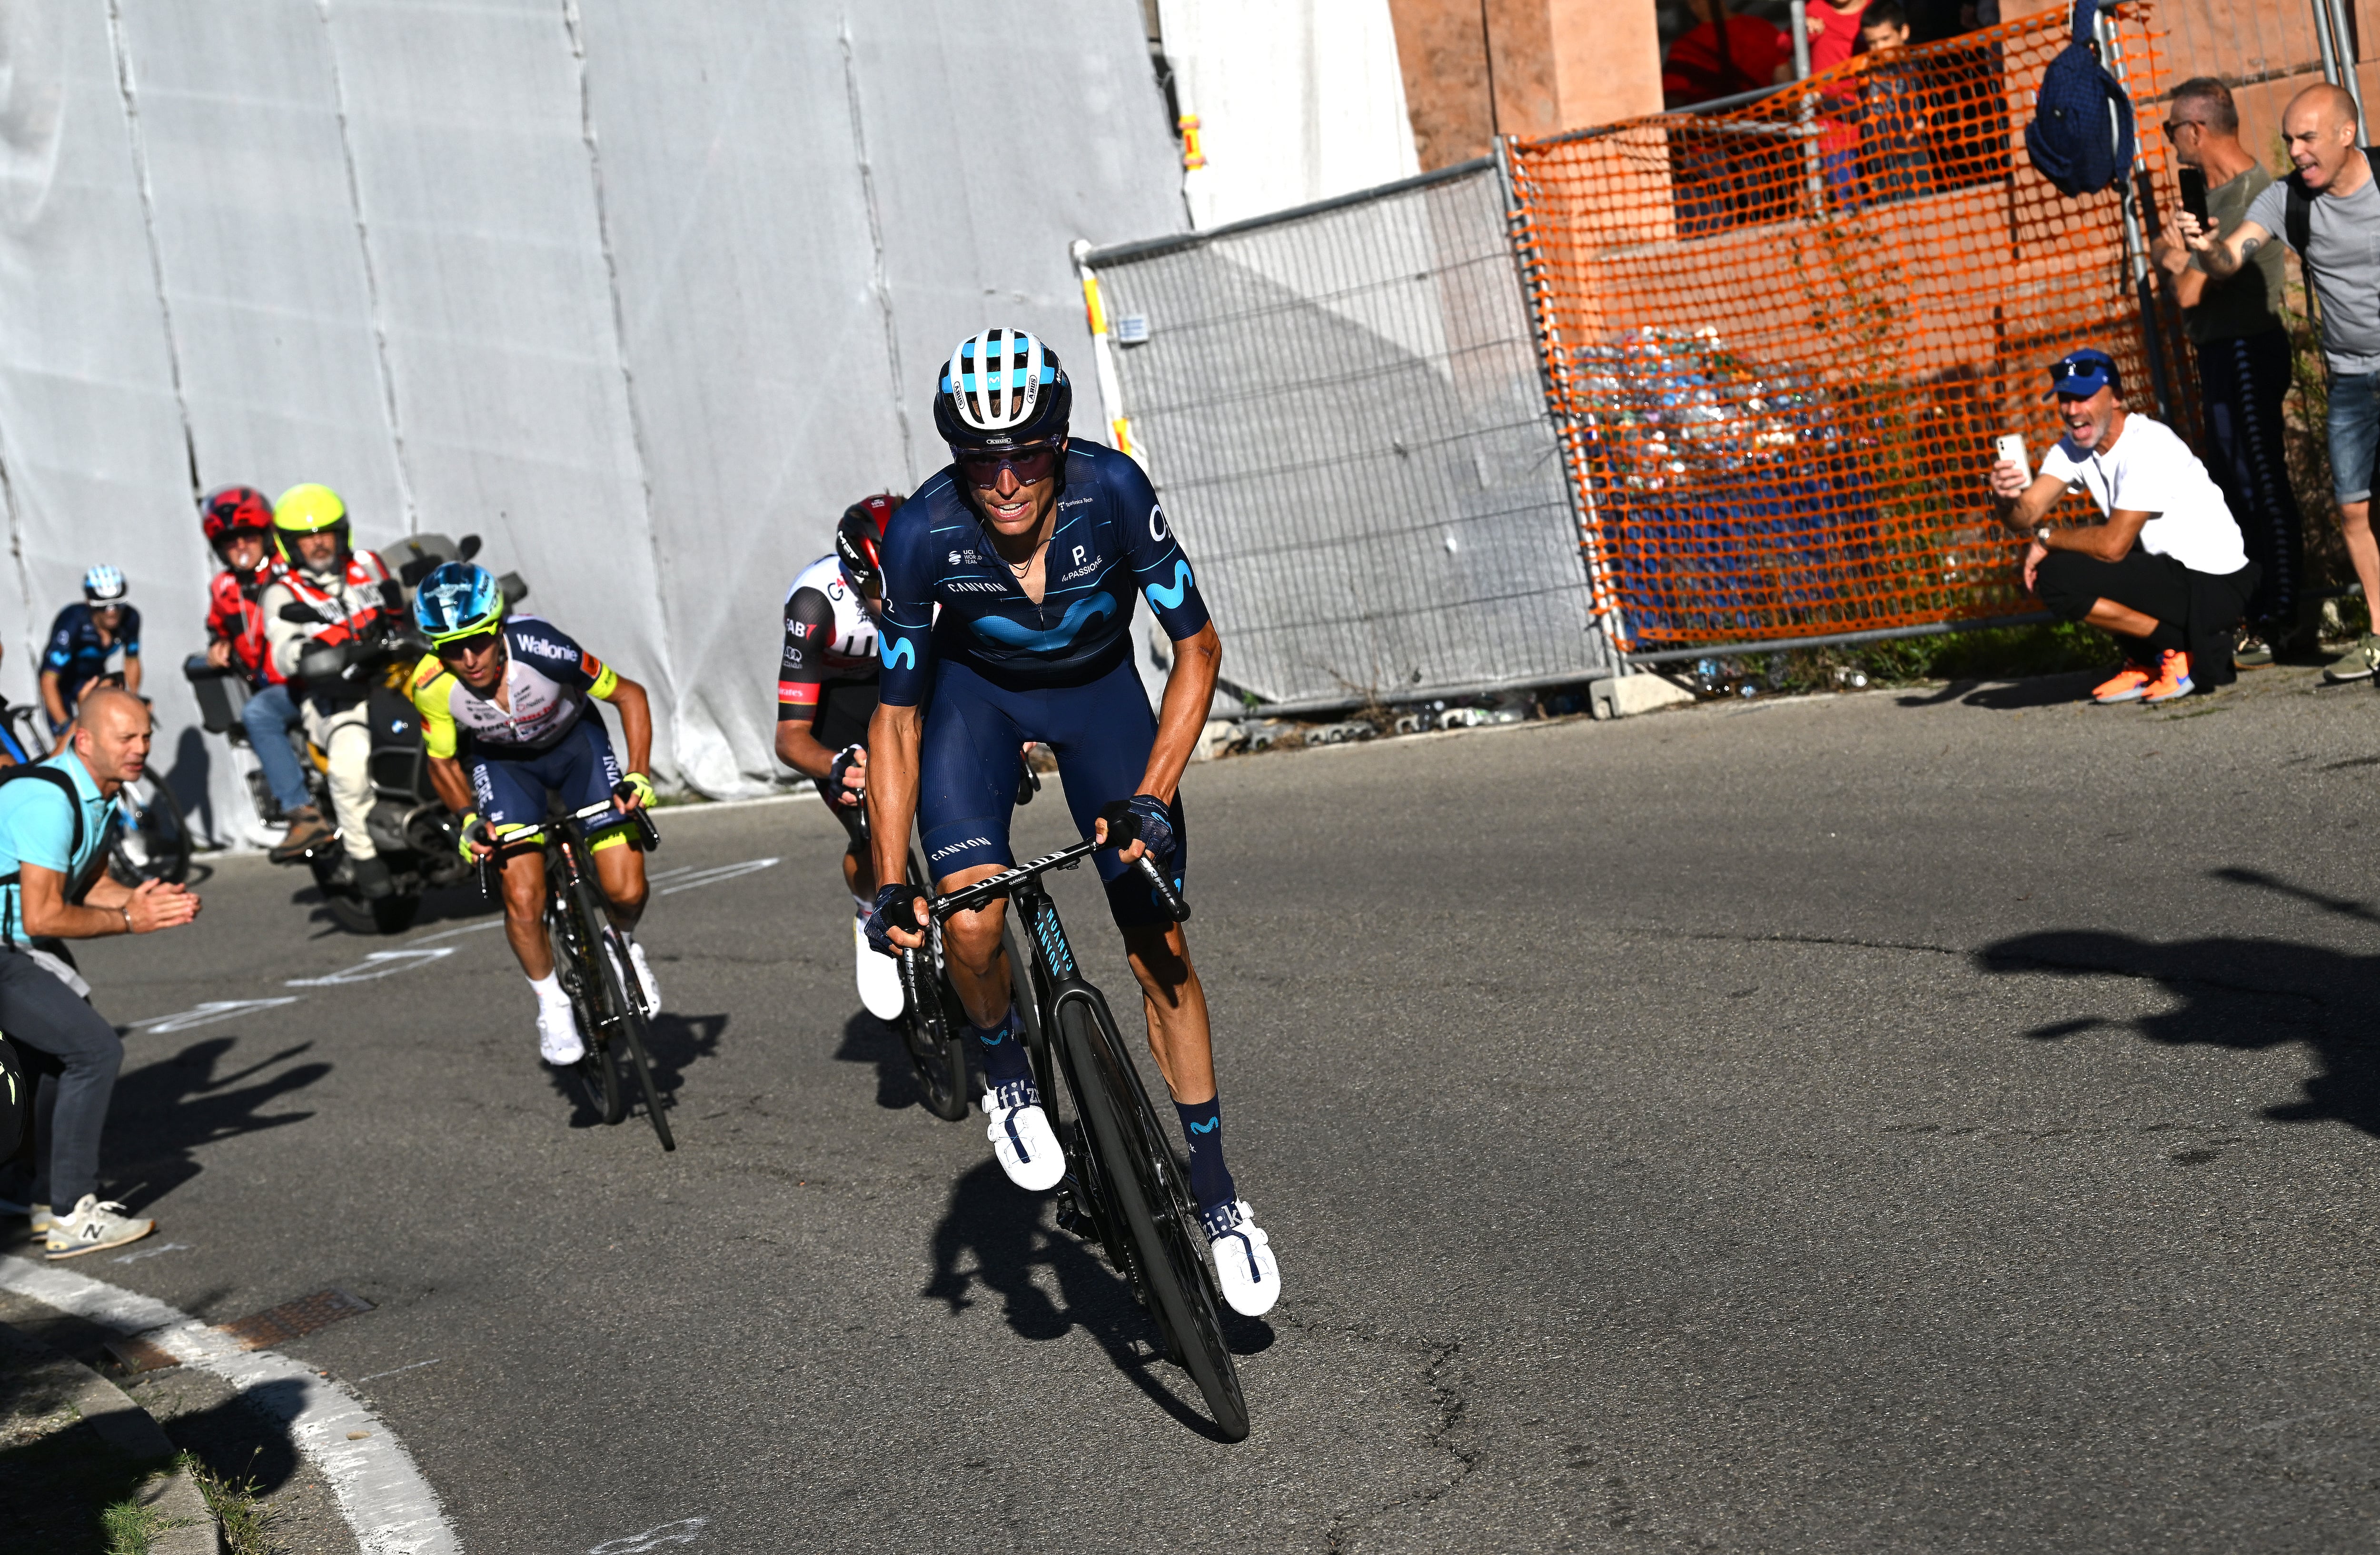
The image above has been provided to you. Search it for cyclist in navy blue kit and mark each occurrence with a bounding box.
[863,327,1279,1317]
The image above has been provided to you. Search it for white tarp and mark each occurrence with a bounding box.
[0,0,1186,842]
[1155,0,1419,230]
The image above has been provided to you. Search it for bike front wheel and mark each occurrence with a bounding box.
[594,918,674,1152]
[898,849,972,1121]
[549,899,623,1125]
[1058,993,1249,1441]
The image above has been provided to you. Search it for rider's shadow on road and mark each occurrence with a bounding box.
[1978,882,2380,1135]
[99,1035,329,1210]
[922,1159,1260,1440]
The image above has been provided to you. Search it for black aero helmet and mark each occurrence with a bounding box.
[933,328,1071,452]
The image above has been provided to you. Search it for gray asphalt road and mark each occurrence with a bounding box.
[16,663,2380,1552]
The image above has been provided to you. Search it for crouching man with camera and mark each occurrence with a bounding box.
[1991,348,2261,705]
[0,687,201,1257]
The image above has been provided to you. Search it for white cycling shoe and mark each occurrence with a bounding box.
[853,915,905,1020]
[1201,1199,1281,1316]
[537,1002,586,1066]
[625,940,662,1013]
[984,1079,1065,1191]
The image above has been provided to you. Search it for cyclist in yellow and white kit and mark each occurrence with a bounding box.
[409,562,659,1065]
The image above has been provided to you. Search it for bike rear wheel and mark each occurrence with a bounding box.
[550,894,623,1125]
[105,774,193,886]
[1057,993,1249,1441]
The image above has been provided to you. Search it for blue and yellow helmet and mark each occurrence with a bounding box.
[412,561,505,646]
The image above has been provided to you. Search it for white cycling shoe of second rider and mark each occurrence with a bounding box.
[1201,1198,1282,1317]
[984,1079,1066,1192]
[853,915,906,1021]
[538,1001,586,1067]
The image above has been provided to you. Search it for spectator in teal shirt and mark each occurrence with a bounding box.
[0,688,200,1259]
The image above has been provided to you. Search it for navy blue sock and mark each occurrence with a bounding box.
[972,1007,1030,1087]
[1173,1096,1236,1213]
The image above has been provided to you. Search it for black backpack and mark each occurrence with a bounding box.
[2024,0,2135,197]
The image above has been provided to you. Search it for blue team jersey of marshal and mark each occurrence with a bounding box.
[876,441,1211,704]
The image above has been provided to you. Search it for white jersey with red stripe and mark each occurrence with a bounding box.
[776,554,879,718]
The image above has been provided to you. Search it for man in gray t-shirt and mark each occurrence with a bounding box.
[2184,81,2380,682]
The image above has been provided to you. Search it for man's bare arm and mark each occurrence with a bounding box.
[2179,213,2271,282]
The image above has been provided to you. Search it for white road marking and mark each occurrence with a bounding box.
[129,998,303,1033]
[0,1255,458,1554]
[405,919,509,946]
[653,857,780,896]
[286,947,458,987]
[358,1357,442,1383]
[110,1241,192,1264]
[589,1519,709,1553]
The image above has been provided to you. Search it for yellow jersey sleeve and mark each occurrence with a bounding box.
[586,660,620,701]
[410,655,460,760]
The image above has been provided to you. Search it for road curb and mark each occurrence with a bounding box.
[0,1256,458,1554]
[0,1315,219,1553]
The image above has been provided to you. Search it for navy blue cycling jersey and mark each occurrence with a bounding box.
[42,603,140,700]
[877,441,1210,705]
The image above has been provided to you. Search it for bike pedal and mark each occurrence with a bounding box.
[1053,1187,1091,1242]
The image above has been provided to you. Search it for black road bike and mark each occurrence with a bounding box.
[485,797,673,1151]
[923,839,1250,1441]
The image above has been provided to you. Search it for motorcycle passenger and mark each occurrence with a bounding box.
[256,484,401,895]
[199,486,323,856]
[409,562,660,1067]
[40,567,142,735]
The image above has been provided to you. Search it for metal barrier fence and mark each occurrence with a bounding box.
[1077,163,1614,714]
[1507,4,2179,656]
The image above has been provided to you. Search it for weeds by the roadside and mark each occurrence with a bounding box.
[185,1450,274,1555]
[100,1492,170,1555]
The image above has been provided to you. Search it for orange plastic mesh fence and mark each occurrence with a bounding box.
[1506,5,2179,654]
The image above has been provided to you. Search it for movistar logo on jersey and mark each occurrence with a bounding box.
[1145,561,1193,611]
[884,638,917,669]
[968,592,1114,653]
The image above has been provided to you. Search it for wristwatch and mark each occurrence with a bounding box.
[2034,525,2053,544]
[118,905,132,932]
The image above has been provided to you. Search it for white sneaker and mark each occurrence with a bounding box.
[984,1078,1065,1191]
[537,1002,586,1066]
[44,1195,155,1260]
[854,915,905,1020]
[0,1196,56,1234]
[1201,1198,1281,1316]
[626,939,662,1013]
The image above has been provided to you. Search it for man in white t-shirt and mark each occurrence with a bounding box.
[1988,348,2259,704]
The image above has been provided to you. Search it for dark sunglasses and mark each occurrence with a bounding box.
[959,444,1060,486]
[435,628,503,659]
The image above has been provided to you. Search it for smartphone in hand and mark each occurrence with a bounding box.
[2179,168,2209,227]
[1994,433,2028,478]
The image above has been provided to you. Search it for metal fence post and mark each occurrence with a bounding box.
[1071,239,1140,466]
[1495,133,1629,661]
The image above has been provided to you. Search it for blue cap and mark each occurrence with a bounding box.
[2044,348,2120,400]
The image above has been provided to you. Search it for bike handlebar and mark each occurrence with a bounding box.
[927,836,1190,925]
[476,798,661,901]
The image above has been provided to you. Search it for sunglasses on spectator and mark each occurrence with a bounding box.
[959,444,1060,486]
[2159,119,2205,138]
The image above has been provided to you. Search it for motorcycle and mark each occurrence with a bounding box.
[185,532,526,935]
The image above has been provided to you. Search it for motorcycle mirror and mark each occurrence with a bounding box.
[457,534,482,561]
[278,603,316,623]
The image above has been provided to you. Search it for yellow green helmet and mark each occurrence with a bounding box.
[272,483,349,565]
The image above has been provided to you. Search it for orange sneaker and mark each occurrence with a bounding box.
[2141,649,2193,704]
[2092,662,2154,703]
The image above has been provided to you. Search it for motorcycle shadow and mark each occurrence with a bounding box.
[284,877,497,940]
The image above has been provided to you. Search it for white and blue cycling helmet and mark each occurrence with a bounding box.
[82,564,129,607]
[934,327,1071,451]
[412,560,505,647]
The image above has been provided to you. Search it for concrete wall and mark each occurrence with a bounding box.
[1386,0,1663,169]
